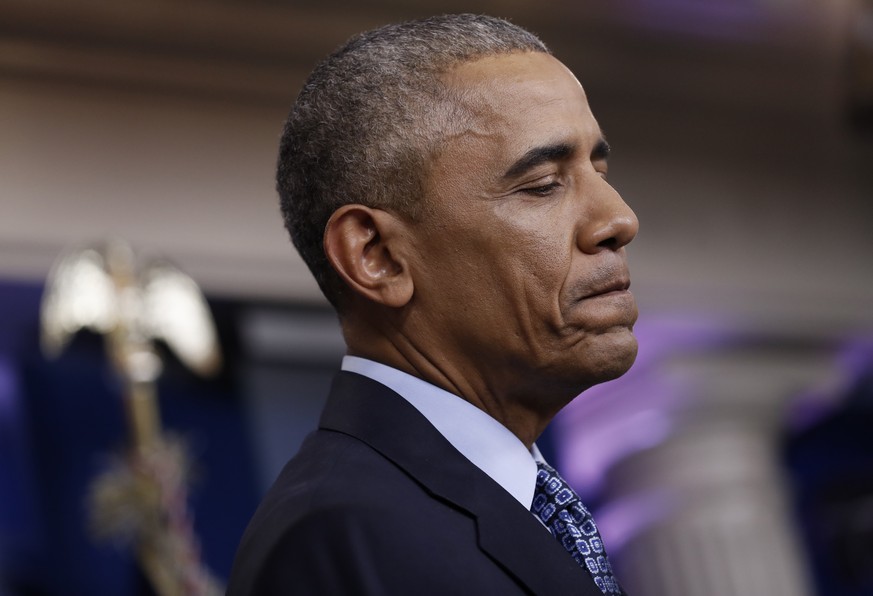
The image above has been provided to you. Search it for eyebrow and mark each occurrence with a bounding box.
[501,137,611,181]
[592,138,611,162]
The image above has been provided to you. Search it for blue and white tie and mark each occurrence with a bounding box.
[531,462,623,595]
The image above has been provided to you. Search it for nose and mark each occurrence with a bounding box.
[577,184,639,254]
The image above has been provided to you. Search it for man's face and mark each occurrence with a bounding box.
[405,51,639,413]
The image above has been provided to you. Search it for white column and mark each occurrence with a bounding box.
[559,333,843,596]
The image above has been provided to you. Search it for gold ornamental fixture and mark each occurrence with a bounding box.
[40,239,223,596]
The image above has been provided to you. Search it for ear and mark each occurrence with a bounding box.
[324,205,414,308]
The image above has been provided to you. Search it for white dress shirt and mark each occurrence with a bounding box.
[341,355,544,509]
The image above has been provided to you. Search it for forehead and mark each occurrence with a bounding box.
[448,53,595,126]
[432,52,600,184]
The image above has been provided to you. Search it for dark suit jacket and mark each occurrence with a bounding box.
[227,371,605,595]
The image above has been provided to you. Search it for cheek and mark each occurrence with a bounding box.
[491,230,576,353]
[500,214,575,301]
[484,219,570,295]
[419,201,575,319]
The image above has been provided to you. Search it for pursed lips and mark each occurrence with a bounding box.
[568,266,632,302]
[585,278,631,299]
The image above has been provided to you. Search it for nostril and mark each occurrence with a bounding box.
[597,237,619,250]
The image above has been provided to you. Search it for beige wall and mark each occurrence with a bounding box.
[1,76,319,300]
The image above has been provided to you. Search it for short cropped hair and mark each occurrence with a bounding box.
[276,14,549,307]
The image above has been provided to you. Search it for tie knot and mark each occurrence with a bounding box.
[532,462,587,523]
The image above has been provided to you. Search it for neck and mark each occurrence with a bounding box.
[343,315,571,450]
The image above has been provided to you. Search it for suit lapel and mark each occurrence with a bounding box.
[320,372,604,596]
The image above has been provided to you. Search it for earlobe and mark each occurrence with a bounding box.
[324,205,414,308]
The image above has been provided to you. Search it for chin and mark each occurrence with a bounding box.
[521,327,638,408]
[577,327,638,386]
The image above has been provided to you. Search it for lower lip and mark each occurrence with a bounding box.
[586,289,632,299]
[570,290,637,324]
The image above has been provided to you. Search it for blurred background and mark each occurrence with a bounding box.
[1,0,872,594]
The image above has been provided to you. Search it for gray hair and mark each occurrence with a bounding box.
[277,14,549,307]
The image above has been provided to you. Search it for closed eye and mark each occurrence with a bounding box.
[521,182,562,197]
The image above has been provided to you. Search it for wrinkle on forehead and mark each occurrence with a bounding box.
[437,52,591,146]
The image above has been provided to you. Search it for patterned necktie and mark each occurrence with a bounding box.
[531,462,623,595]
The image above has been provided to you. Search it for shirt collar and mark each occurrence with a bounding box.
[341,355,543,509]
